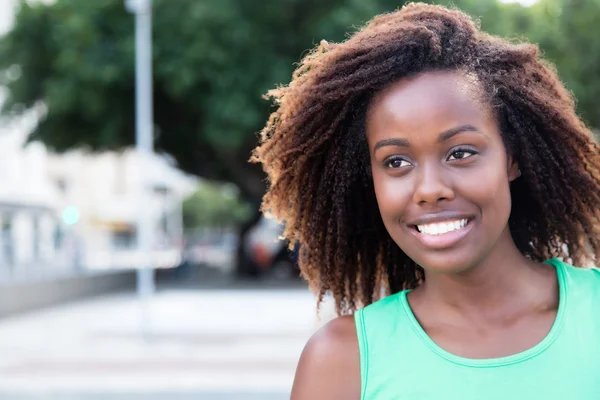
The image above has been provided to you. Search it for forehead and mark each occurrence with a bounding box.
[366,71,491,139]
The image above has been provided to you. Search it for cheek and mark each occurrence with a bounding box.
[372,171,412,221]
[461,163,512,218]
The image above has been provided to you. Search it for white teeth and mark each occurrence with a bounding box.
[417,219,468,236]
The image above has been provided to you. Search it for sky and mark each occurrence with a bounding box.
[0,0,57,36]
[0,0,15,36]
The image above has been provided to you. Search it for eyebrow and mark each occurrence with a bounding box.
[437,124,480,143]
[373,124,481,153]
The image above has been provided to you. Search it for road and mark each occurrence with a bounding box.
[0,268,337,399]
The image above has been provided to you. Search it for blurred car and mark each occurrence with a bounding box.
[162,231,238,280]
[237,215,300,279]
[187,232,237,271]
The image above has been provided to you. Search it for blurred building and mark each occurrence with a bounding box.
[0,110,197,282]
[0,111,63,281]
[0,0,197,282]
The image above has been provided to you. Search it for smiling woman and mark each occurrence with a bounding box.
[252,3,600,400]
[367,71,520,274]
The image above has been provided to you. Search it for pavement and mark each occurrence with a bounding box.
[0,268,337,399]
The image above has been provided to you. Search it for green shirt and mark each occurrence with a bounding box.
[355,258,600,399]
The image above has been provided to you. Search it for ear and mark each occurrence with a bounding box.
[507,156,520,182]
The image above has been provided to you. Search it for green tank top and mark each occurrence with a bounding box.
[354,258,600,399]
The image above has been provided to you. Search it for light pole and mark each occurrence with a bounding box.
[125,0,155,336]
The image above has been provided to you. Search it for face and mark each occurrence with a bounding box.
[365,71,520,274]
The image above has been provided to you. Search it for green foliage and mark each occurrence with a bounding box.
[527,0,600,128]
[182,181,251,230]
[0,0,598,200]
[442,0,600,128]
[0,0,392,198]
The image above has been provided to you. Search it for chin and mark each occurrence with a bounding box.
[403,247,479,276]
[392,221,486,276]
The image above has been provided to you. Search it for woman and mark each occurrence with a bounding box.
[252,3,600,399]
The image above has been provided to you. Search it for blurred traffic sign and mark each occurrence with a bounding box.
[61,206,80,225]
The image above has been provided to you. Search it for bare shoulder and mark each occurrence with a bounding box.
[290,314,361,400]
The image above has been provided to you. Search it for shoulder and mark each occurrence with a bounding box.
[291,315,361,400]
[549,258,600,304]
[553,258,600,283]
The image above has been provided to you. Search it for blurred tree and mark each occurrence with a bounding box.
[3,0,595,194]
[0,0,394,276]
[182,181,251,230]
[526,0,600,129]
[438,0,600,129]
[0,0,385,202]
[1,0,597,181]
[0,0,597,274]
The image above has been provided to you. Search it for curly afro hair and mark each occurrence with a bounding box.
[251,2,600,315]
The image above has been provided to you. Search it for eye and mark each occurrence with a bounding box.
[447,147,477,162]
[384,156,412,169]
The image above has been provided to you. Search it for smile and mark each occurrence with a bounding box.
[409,217,475,249]
[416,218,468,235]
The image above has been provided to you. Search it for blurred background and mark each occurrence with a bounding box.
[0,0,597,398]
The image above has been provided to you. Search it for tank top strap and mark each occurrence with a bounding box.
[355,290,432,399]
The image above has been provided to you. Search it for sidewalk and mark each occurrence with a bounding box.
[0,282,336,398]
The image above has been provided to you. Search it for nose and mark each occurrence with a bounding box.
[412,162,455,205]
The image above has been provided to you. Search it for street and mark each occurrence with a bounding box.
[0,269,336,399]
